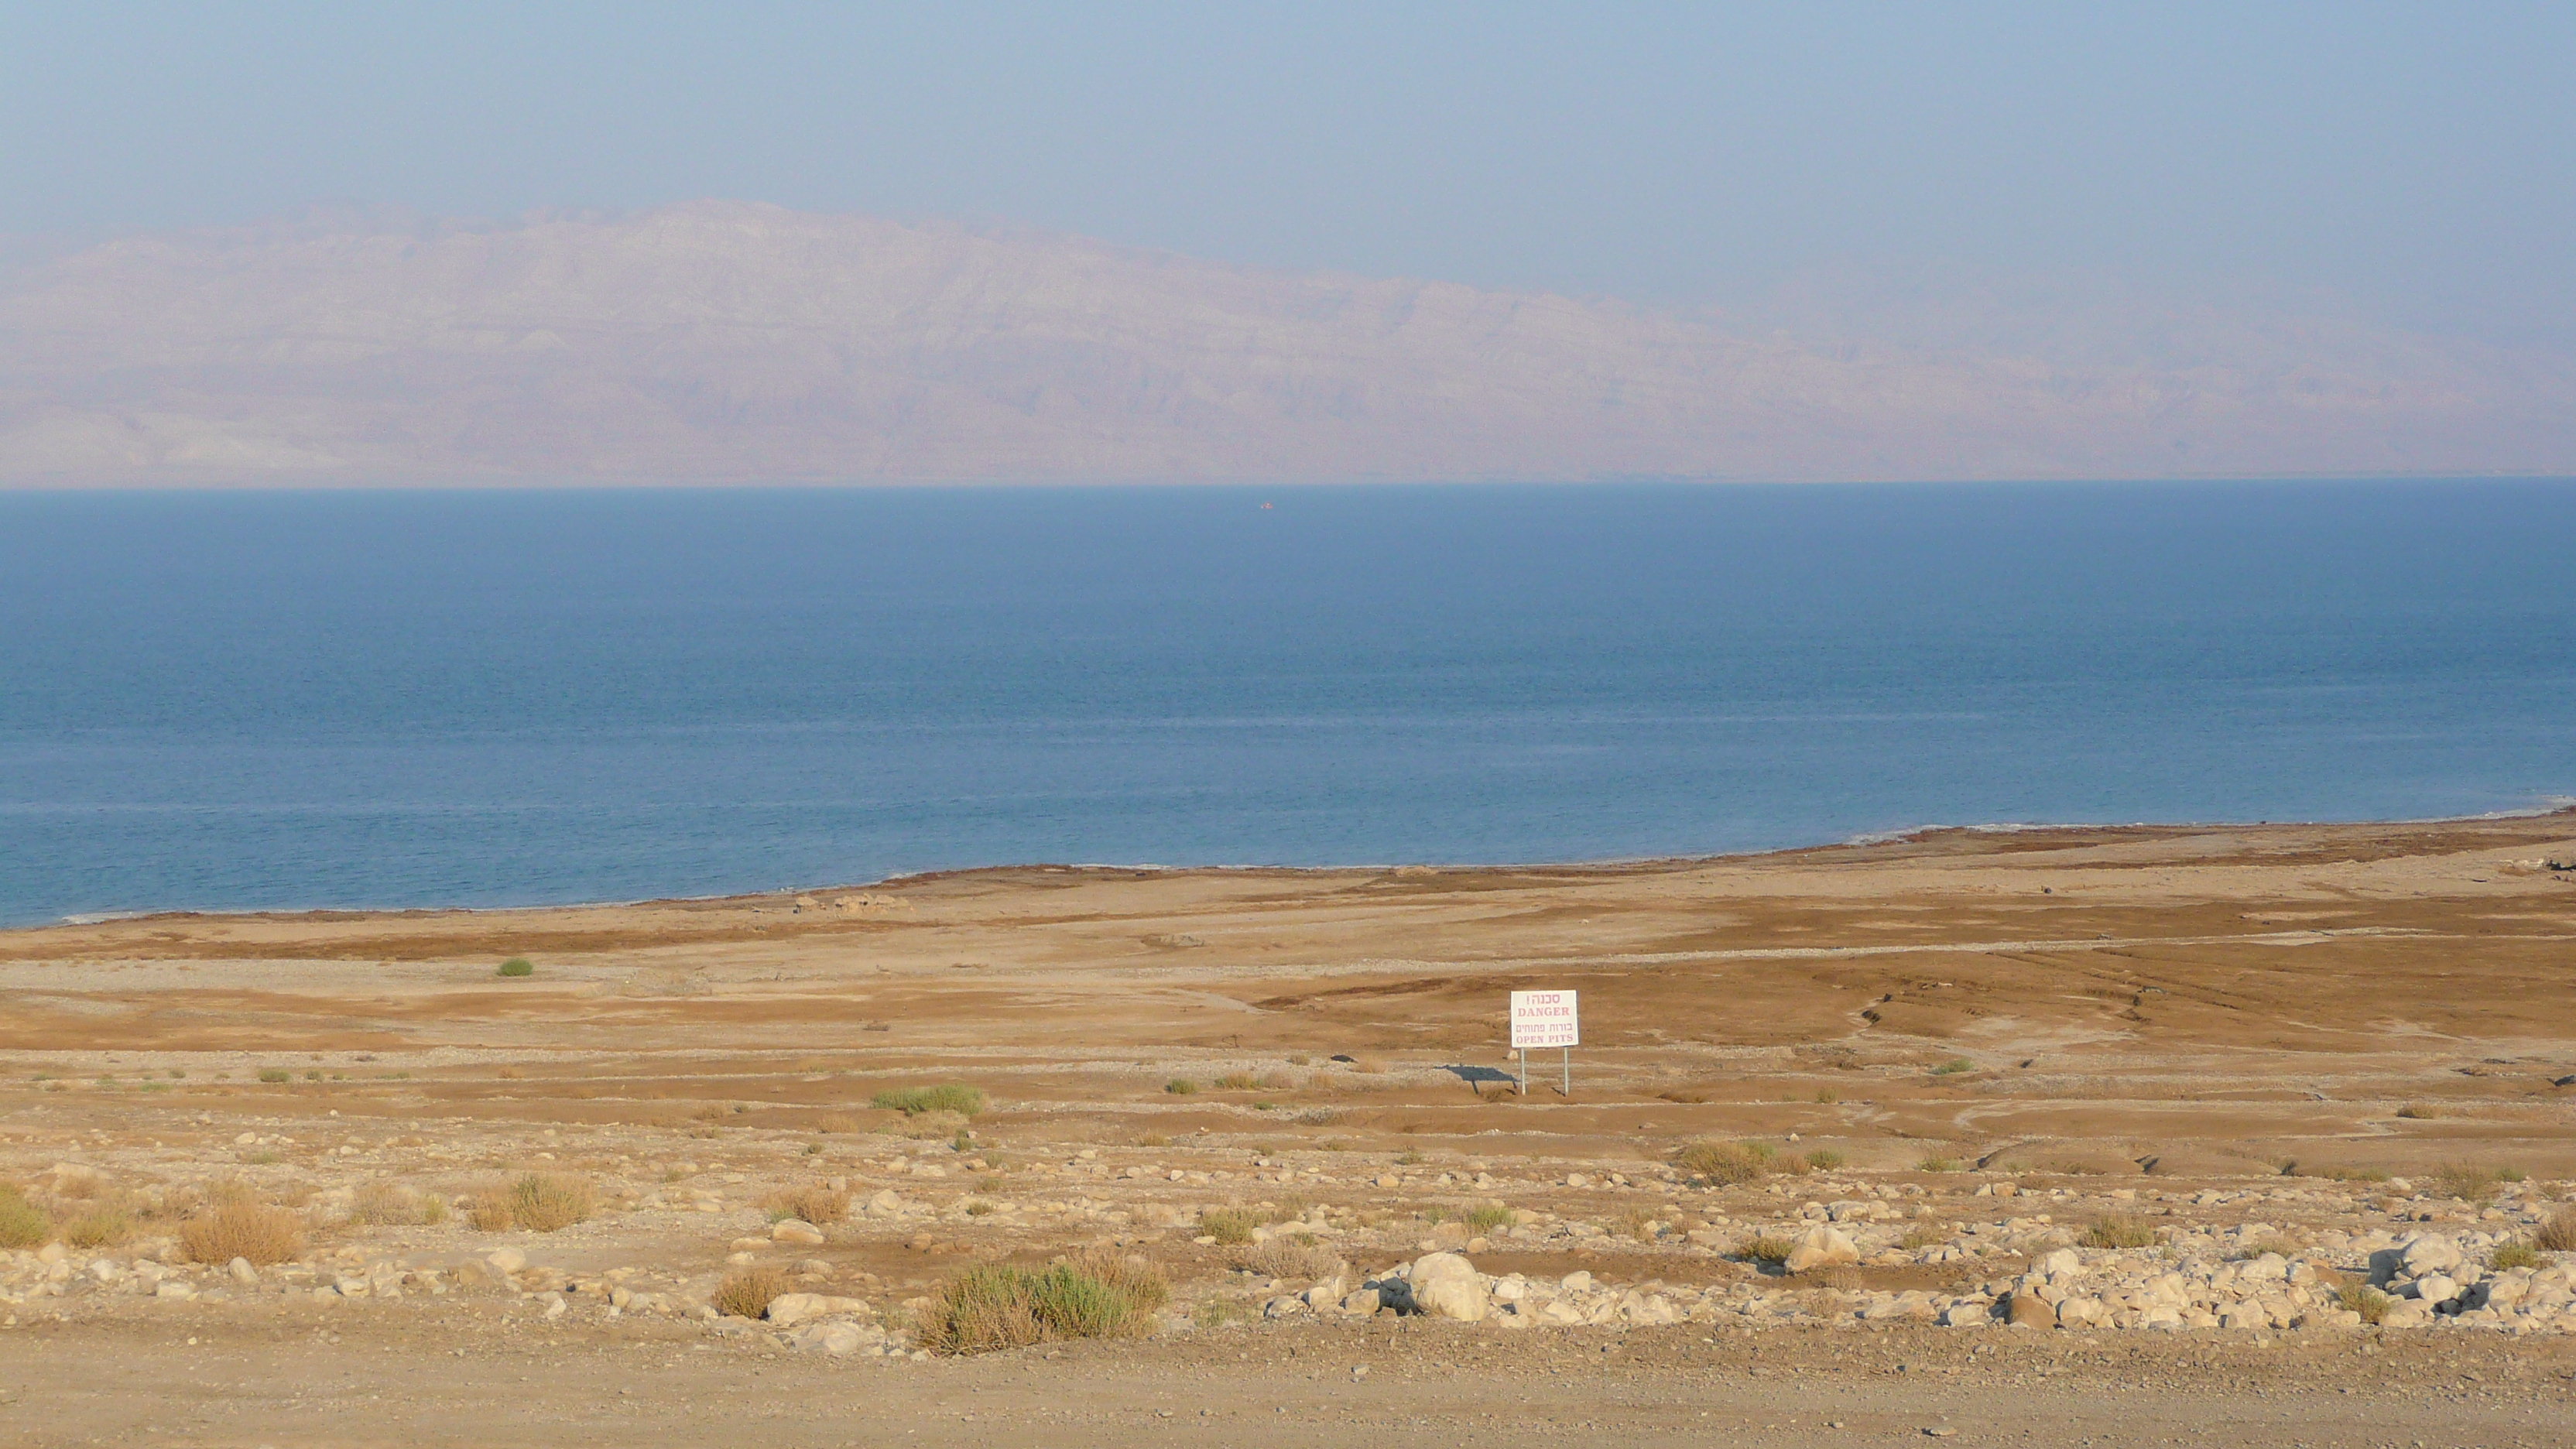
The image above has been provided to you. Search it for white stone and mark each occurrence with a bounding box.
[1785,1226,1862,1274]
[790,1321,867,1354]
[1406,1252,1488,1321]
[766,1293,871,1327]
[771,1220,827,1245]
[2033,1249,2083,1279]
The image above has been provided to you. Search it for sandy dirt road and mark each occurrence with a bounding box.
[5,1311,2574,1448]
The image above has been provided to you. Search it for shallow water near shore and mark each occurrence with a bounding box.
[2,478,2569,925]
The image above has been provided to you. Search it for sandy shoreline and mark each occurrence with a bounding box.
[26,801,2576,932]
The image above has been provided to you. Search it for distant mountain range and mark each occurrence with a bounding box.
[2,200,2568,483]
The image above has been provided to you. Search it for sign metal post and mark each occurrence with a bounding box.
[1508,990,1579,1097]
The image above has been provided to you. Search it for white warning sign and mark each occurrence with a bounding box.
[1509,989,1580,1050]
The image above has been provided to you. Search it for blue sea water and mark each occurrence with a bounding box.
[0,480,2568,927]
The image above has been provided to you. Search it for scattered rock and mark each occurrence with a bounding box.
[1406,1252,1488,1321]
[1784,1226,1862,1274]
[790,1321,868,1355]
[766,1293,871,1327]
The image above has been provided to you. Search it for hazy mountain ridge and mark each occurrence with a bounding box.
[2,200,2567,482]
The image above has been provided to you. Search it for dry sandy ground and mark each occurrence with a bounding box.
[4,814,2575,1446]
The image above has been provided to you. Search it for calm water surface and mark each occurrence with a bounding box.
[1,481,2567,926]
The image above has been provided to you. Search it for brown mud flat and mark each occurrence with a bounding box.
[3,813,2575,1445]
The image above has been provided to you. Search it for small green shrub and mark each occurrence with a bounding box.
[2492,1242,2545,1272]
[1200,1207,1259,1245]
[2337,1282,2391,1324]
[1462,1202,1516,1234]
[257,1069,290,1084]
[496,958,534,978]
[2434,1165,2503,1201]
[2393,1104,2433,1120]
[0,1186,51,1249]
[1930,1058,1975,1076]
[1212,1073,1260,1091]
[1802,1149,1847,1171]
[872,1084,986,1117]
[1916,1156,1964,1173]
[918,1252,1169,1354]
[1164,1078,1197,1095]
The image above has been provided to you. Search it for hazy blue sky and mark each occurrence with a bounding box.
[4,3,2569,338]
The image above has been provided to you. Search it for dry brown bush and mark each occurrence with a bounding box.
[1065,1249,1168,1312]
[763,1184,848,1225]
[348,1181,446,1227]
[1737,1234,1795,1264]
[2434,1165,2503,1201]
[2082,1214,2160,1249]
[715,1265,792,1319]
[508,1173,591,1231]
[61,1201,137,1249]
[468,1173,594,1233]
[51,1172,108,1201]
[1226,1238,1342,1281]
[2535,1206,2576,1253]
[180,1202,306,1264]
[1674,1140,1774,1185]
